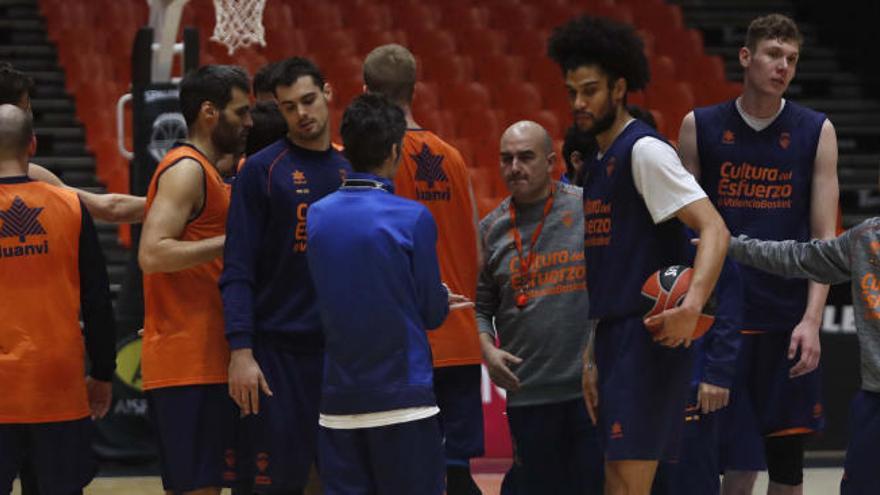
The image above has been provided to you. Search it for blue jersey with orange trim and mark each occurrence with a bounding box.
[583,120,689,320]
[695,100,825,332]
[221,138,352,351]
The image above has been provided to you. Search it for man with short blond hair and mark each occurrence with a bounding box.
[363,43,485,494]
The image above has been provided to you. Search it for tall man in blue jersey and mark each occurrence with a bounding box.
[548,16,730,494]
[306,93,471,495]
[220,57,351,494]
[678,14,839,495]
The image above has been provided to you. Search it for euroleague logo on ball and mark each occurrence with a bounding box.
[641,265,716,338]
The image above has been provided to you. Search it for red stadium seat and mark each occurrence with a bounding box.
[489,3,538,30]
[343,3,393,31]
[306,28,357,59]
[406,27,457,58]
[420,54,474,86]
[475,54,526,84]
[455,108,503,145]
[455,28,508,56]
[537,0,580,30]
[506,28,549,58]
[413,81,439,113]
[354,29,409,57]
[415,109,456,138]
[440,4,490,30]
[441,81,492,110]
[292,3,343,30]
[390,0,441,30]
[496,83,543,118]
[645,81,695,138]
[533,110,561,140]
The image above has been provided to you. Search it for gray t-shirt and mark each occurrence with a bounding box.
[476,182,593,407]
[729,218,880,392]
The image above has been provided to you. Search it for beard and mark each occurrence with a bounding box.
[575,97,616,136]
[212,113,245,155]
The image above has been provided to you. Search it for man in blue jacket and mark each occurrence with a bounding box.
[306,93,470,494]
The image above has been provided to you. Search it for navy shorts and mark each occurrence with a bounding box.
[595,316,694,461]
[720,331,823,471]
[237,337,323,492]
[146,383,239,492]
[504,398,603,494]
[433,364,485,463]
[318,417,445,495]
[653,385,722,495]
[841,390,880,495]
[0,417,96,495]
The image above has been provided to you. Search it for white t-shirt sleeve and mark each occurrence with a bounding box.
[631,136,707,224]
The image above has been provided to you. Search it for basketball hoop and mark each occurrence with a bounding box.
[211,0,267,55]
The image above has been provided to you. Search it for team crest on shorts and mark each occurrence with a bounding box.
[255,452,272,485]
[610,421,624,439]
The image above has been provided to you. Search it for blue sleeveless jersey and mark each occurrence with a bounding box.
[583,120,690,320]
[695,100,825,332]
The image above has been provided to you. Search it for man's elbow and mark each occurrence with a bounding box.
[138,248,161,274]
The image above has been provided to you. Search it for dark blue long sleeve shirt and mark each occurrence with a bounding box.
[306,173,449,414]
[685,234,743,389]
[220,139,351,351]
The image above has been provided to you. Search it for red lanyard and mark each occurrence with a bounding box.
[509,186,555,308]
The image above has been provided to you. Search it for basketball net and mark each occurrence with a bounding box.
[211,0,267,55]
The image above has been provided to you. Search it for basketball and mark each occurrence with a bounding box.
[641,265,715,339]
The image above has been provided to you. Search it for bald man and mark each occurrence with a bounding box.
[0,104,116,494]
[475,121,603,493]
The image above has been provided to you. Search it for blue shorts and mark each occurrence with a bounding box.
[653,385,722,495]
[146,383,238,492]
[433,364,485,463]
[720,331,823,471]
[595,316,694,461]
[238,336,323,492]
[505,398,603,494]
[841,390,880,495]
[318,417,445,495]
[0,417,96,495]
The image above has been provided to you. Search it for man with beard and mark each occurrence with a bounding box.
[139,65,252,495]
[678,14,838,495]
[221,57,351,494]
[548,16,729,494]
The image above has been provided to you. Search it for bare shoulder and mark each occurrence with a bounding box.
[27,162,64,186]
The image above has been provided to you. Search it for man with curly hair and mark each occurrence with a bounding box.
[548,16,730,494]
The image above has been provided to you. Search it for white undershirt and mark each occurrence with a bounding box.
[319,406,439,430]
[735,97,786,132]
[622,123,707,223]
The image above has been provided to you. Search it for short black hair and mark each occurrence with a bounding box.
[547,15,650,91]
[561,125,597,185]
[627,105,657,129]
[179,64,250,128]
[340,93,406,173]
[273,57,325,94]
[245,100,287,156]
[0,62,35,105]
[253,61,280,96]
